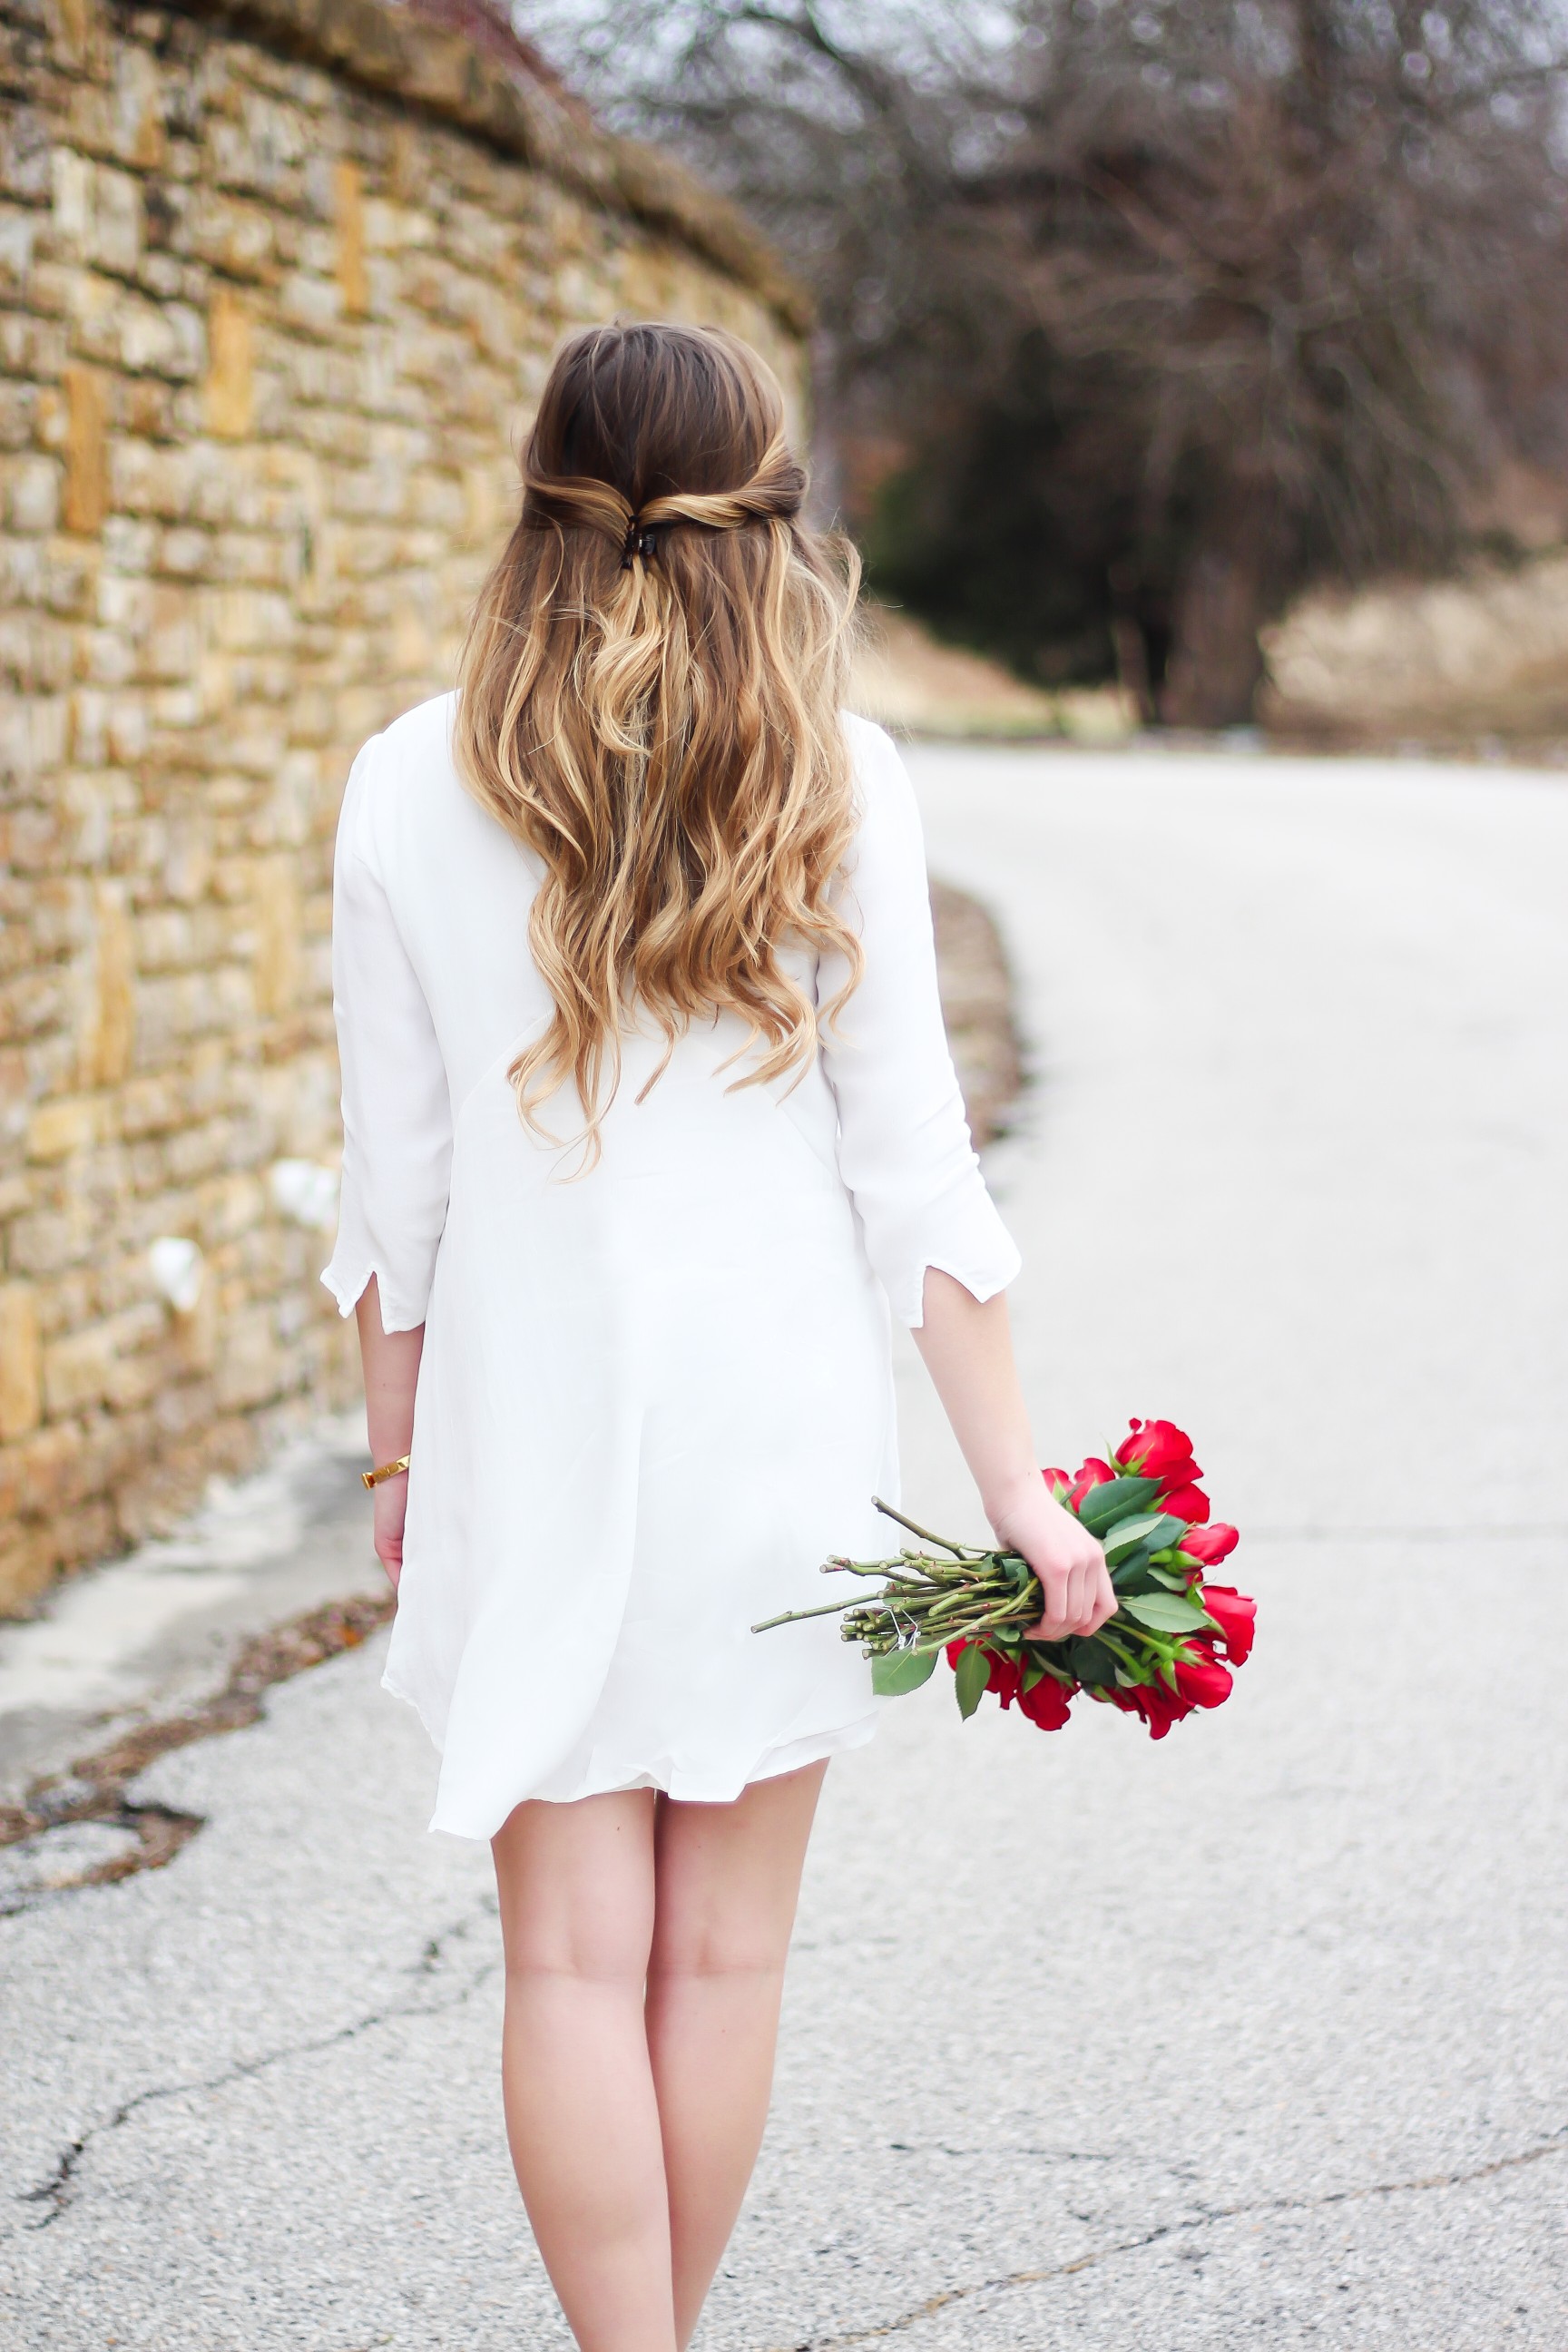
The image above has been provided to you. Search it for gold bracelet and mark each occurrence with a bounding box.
[361,1454,410,1489]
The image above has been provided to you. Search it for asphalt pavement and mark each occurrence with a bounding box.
[2,743,1563,2350]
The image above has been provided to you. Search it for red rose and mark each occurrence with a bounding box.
[944,1641,1023,1710]
[1113,1417,1200,1486]
[1200,1584,1256,1666]
[1044,1458,1113,1510]
[1172,1641,1233,1710]
[1017,1671,1073,1730]
[1109,1681,1193,1740]
[1160,1483,1210,1524]
[1069,1457,1114,1508]
[986,1651,1023,1710]
[1180,1521,1239,1566]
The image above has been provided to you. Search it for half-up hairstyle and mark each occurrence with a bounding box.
[456,320,864,1165]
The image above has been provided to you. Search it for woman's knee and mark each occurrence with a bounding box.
[648,1907,789,1984]
[494,1790,656,1984]
[649,1768,825,1980]
[647,1860,799,1982]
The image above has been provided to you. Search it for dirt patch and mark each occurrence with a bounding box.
[0,1590,394,1912]
[933,881,1024,1147]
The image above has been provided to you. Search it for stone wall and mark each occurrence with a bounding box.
[0,0,808,1611]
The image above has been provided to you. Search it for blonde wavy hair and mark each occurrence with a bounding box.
[455,321,864,1165]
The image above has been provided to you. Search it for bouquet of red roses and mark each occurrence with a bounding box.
[755,1417,1255,1740]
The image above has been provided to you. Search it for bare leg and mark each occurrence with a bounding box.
[492,1791,675,2352]
[645,1761,828,2347]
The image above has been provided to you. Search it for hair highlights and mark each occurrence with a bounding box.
[455,322,863,1166]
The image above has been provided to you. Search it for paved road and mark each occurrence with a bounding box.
[3,747,1565,2350]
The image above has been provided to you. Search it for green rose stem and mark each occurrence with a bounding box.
[867,1496,987,1558]
[751,1544,1201,1683]
[750,1485,1219,1708]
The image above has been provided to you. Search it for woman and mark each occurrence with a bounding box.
[324,321,1112,2352]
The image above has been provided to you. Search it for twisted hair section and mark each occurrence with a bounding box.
[455,324,864,1168]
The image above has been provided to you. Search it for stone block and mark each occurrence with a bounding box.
[45,0,106,75]
[279,269,341,339]
[0,380,39,452]
[5,1208,86,1280]
[0,1281,43,1441]
[83,289,202,380]
[0,309,68,379]
[0,1524,54,1618]
[103,44,168,172]
[117,1072,184,1137]
[335,157,368,317]
[104,1344,163,1411]
[5,1422,87,1524]
[5,454,62,535]
[101,513,157,572]
[53,151,142,278]
[78,624,135,688]
[42,1316,117,1415]
[0,107,54,209]
[181,192,277,282]
[204,284,253,438]
[25,1093,96,1161]
[49,1496,119,1575]
[135,906,196,972]
[79,877,135,1085]
[214,1301,282,1411]
[0,206,42,307]
[61,363,107,535]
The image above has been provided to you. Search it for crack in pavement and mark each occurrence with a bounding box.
[0,1592,397,1907]
[767,2127,1568,2349]
[16,1901,498,2229]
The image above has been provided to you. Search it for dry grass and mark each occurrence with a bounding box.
[849,606,1138,744]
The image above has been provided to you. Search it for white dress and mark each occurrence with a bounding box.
[323,693,1019,1839]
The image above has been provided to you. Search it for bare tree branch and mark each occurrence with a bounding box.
[529,0,1568,723]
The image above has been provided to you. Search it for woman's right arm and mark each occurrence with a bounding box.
[913,1269,1113,1639]
[820,720,1111,1638]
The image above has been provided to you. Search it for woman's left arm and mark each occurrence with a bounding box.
[356,1276,424,1590]
[323,733,452,1588]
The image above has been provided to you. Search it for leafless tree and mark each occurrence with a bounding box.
[531,1,1568,724]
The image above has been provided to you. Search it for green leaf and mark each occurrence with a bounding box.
[1075,1475,1161,1534]
[1140,1513,1192,1552]
[1066,1635,1116,1690]
[954,1642,991,1720]
[1110,1547,1156,1590]
[1103,1513,1171,1562]
[871,1645,940,1697]
[1118,1591,1211,1634]
[1110,1564,1162,1597]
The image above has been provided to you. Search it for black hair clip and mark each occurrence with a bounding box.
[620,521,658,569]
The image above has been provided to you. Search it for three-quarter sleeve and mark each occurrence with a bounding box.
[819,720,1022,1328]
[320,737,455,1332]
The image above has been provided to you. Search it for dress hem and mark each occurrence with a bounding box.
[380,1664,880,1838]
